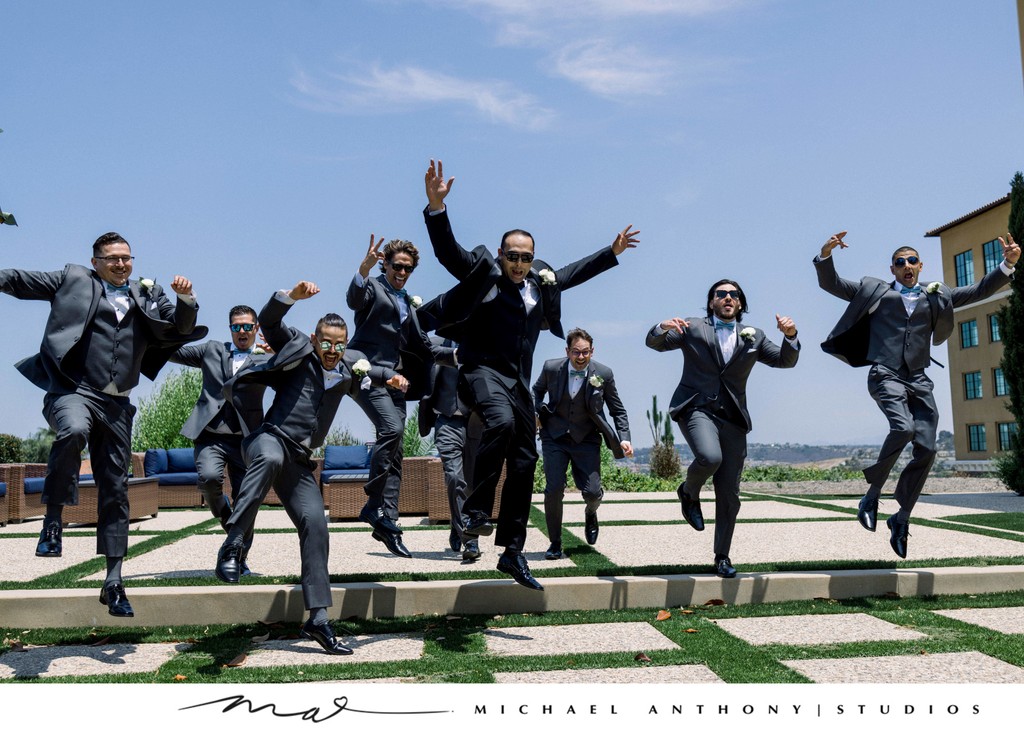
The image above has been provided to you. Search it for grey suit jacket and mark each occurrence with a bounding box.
[814,254,1012,368]
[0,263,206,392]
[170,340,270,439]
[418,336,463,436]
[646,318,799,432]
[533,357,631,458]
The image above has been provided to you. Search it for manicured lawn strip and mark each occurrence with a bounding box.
[937,513,1024,532]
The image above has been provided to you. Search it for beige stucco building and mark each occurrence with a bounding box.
[925,197,1016,470]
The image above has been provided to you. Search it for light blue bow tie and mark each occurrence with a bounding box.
[570,369,587,378]
[900,285,922,295]
[106,283,130,293]
[715,321,735,331]
[231,348,252,355]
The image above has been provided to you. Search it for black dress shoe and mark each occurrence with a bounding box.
[300,619,353,656]
[35,519,63,557]
[99,583,135,617]
[584,510,599,545]
[886,514,910,559]
[463,516,494,537]
[358,504,401,532]
[448,528,461,553]
[715,558,737,579]
[544,543,564,560]
[677,487,705,531]
[215,538,244,583]
[496,551,544,591]
[240,560,252,577]
[462,538,481,561]
[857,495,878,532]
[371,528,413,558]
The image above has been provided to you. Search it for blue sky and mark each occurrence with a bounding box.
[2,0,1023,448]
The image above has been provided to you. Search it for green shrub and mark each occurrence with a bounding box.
[131,368,202,451]
[403,405,435,457]
[21,427,55,462]
[740,465,863,482]
[0,433,24,462]
[313,425,363,458]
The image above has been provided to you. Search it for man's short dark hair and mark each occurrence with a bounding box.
[566,327,593,348]
[93,232,130,257]
[229,305,257,322]
[500,229,535,251]
[706,278,748,322]
[379,239,420,271]
[891,246,919,262]
[315,313,348,337]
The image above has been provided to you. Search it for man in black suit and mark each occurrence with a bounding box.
[815,231,1018,557]
[170,305,271,574]
[533,327,632,559]
[214,281,402,655]
[647,281,799,578]
[422,159,638,590]
[0,232,206,616]
[419,336,478,559]
[347,235,433,558]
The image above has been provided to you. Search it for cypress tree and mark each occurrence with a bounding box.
[996,171,1024,494]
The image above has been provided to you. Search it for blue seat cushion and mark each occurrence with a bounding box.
[0,481,6,498]
[157,472,199,486]
[166,448,196,473]
[144,448,168,476]
[323,445,369,471]
[321,468,370,482]
[23,477,45,494]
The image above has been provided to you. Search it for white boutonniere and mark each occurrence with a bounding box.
[589,374,604,388]
[409,294,422,308]
[138,277,155,294]
[352,358,371,377]
[739,327,756,342]
[538,268,556,285]
[252,347,266,355]
[926,282,941,294]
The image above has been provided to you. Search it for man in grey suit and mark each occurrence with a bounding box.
[214,281,401,655]
[647,280,799,578]
[419,336,479,559]
[815,231,1019,557]
[422,159,638,590]
[347,235,431,559]
[0,232,205,616]
[533,327,633,560]
[170,305,271,574]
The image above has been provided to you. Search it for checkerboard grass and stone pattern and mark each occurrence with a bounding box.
[3,594,1023,684]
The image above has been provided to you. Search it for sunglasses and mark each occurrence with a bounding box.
[502,251,535,263]
[318,341,346,353]
[714,289,740,300]
[95,255,135,264]
[893,256,920,267]
[230,324,256,333]
[388,262,415,273]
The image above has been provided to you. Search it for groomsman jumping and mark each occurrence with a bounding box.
[533,327,632,560]
[647,280,799,578]
[815,231,1018,557]
[422,159,638,590]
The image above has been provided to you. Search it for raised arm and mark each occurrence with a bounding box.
[645,319,688,352]
[258,281,319,353]
[813,231,860,302]
[168,342,207,368]
[348,234,385,311]
[950,233,1019,307]
[0,267,65,301]
[554,225,639,291]
[423,159,476,279]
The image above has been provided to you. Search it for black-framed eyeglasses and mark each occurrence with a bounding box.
[230,324,256,333]
[714,289,739,300]
[569,349,592,358]
[893,256,920,267]
[318,341,346,353]
[95,255,135,264]
[502,251,534,263]
[388,262,416,273]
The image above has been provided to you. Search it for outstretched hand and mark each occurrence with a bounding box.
[425,158,454,212]
[659,317,690,333]
[820,231,848,259]
[170,275,193,296]
[289,281,320,301]
[359,233,386,277]
[1000,233,1020,266]
[387,374,409,393]
[776,313,797,338]
[611,224,640,255]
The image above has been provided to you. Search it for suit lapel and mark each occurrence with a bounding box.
[552,359,569,405]
[700,317,724,368]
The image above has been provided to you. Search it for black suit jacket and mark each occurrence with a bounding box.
[646,318,799,433]
[533,357,631,458]
[170,340,270,439]
[418,337,463,436]
[0,263,206,393]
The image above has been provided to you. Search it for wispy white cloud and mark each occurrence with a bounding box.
[554,41,674,97]
[289,63,556,131]
[432,0,745,21]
